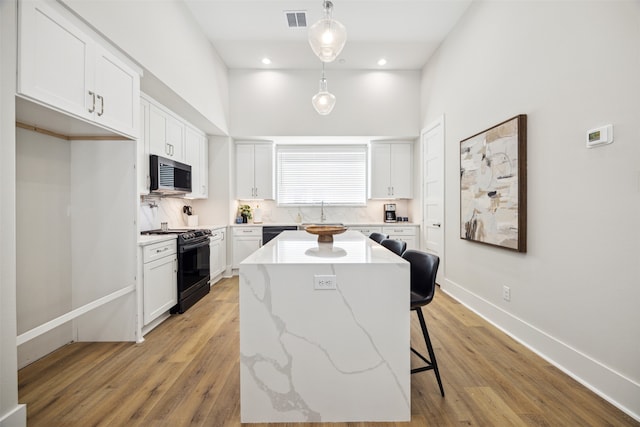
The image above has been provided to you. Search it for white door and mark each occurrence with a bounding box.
[422,116,445,285]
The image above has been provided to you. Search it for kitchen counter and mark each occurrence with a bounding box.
[230,222,419,227]
[138,234,177,246]
[239,230,410,423]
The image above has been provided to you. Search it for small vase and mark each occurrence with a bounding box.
[242,214,248,223]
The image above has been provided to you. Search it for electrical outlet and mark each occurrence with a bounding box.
[314,275,337,290]
[502,285,511,302]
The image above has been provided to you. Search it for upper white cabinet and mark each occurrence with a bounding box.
[138,98,151,194]
[18,0,140,139]
[186,125,208,199]
[236,142,274,200]
[140,94,208,198]
[370,142,413,199]
[148,103,185,163]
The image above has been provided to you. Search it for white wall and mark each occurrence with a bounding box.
[230,69,420,137]
[61,0,229,136]
[15,129,73,368]
[0,0,26,424]
[421,0,640,418]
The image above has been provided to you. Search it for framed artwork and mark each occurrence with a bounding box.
[460,114,527,252]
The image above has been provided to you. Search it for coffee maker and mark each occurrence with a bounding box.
[384,203,397,223]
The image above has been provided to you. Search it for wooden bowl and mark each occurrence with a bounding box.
[304,225,347,243]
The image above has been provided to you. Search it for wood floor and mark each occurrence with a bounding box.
[19,277,637,426]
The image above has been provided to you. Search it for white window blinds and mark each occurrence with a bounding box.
[276,145,367,205]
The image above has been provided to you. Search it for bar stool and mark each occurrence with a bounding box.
[369,232,388,244]
[402,249,445,397]
[380,238,407,256]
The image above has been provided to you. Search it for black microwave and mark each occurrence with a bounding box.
[149,155,192,195]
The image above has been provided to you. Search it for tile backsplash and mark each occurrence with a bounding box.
[234,199,412,225]
[139,196,192,231]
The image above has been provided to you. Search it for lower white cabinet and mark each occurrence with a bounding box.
[210,227,227,282]
[142,240,177,325]
[349,225,383,236]
[382,226,419,250]
[232,226,262,268]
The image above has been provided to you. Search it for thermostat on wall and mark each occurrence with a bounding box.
[586,124,613,148]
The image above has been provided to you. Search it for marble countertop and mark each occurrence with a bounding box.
[138,234,177,246]
[230,222,419,227]
[241,230,407,265]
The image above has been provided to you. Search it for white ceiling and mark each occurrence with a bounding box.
[183,0,473,70]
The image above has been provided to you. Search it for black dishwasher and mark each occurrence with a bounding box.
[262,226,298,245]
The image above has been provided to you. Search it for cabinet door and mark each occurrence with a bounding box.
[143,255,177,325]
[370,143,391,198]
[18,0,92,121]
[185,126,201,198]
[138,99,150,194]
[166,114,185,162]
[148,104,169,157]
[185,127,208,199]
[233,237,261,268]
[253,144,273,199]
[390,143,413,198]
[236,144,256,199]
[93,45,140,138]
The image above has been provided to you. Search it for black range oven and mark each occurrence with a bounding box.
[142,228,211,313]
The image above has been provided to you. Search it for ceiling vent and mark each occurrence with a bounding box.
[285,11,307,28]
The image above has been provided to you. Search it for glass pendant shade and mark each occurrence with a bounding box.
[308,1,347,62]
[312,77,336,115]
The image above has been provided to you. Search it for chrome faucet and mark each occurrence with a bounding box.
[320,201,326,223]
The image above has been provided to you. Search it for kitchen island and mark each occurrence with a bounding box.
[239,230,410,423]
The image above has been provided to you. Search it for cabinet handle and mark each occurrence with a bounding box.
[155,247,169,253]
[88,91,95,113]
[433,223,441,228]
[96,94,104,116]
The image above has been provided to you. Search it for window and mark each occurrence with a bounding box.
[276,145,367,205]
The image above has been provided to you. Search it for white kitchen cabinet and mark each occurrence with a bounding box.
[349,225,383,236]
[18,0,140,139]
[210,227,227,283]
[370,142,413,199]
[149,103,185,163]
[138,98,151,194]
[232,226,262,268]
[382,225,419,250]
[142,240,177,325]
[236,143,273,200]
[186,125,208,199]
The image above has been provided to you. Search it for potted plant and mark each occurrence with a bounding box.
[239,204,252,223]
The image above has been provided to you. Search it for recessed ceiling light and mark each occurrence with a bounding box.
[262,58,272,65]
[377,58,387,66]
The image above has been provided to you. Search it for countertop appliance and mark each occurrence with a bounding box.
[141,228,211,313]
[384,203,397,223]
[262,225,298,245]
[149,155,192,195]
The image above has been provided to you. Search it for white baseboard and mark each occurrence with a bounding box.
[0,404,26,427]
[442,278,640,422]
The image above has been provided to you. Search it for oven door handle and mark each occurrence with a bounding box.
[180,239,210,253]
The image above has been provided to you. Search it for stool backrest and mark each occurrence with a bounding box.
[369,232,388,244]
[402,250,440,305]
[380,239,407,256]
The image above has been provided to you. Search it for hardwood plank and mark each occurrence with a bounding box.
[18,277,638,426]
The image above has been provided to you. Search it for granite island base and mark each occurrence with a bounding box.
[239,231,410,423]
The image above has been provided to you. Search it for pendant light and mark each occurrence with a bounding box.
[308,1,347,63]
[312,63,336,115]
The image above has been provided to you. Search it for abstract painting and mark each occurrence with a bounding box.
[460,115,527,252]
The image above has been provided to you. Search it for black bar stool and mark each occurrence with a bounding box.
[402,249,445,397]
[369,232,388,244]
[380,238,407,256]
